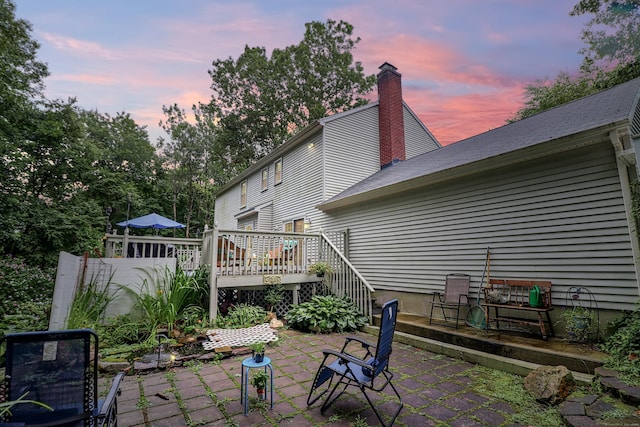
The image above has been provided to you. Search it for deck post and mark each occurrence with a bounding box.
[208,227,220,321]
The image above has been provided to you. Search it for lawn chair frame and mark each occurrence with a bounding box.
[429,273,471,329]
[0,329,124,427]
[307,299,403,426]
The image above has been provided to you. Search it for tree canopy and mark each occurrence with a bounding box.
[1,5,377,265]
[512,0,640,121]
[0,0,172,266]
[203,19,376,172]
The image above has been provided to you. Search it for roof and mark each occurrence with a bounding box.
[319,77,640,211]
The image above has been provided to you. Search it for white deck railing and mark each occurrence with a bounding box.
[103,227,374,321]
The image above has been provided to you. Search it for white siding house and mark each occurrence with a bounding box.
[214,63,440,233]
[213,60,640,321]
[319,77,640,315]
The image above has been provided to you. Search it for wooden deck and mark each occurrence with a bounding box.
[103,227,375,322]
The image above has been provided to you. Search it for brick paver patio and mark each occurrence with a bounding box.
[112,329,522,426]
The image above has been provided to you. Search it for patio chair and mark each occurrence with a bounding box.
[429,273,471,329]
[0,329,125,427]
[261,240,298,266]
[307,299,403,427]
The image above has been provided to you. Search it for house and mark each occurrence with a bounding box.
[214,62,640,325]
[317,76,640,319]
[213,63,440,233]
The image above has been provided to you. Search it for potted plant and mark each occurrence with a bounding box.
[560,306,597,343]
[309,262,332,277]
[250,370,270,400]
[249,342,265,363]
[264,283,285,314]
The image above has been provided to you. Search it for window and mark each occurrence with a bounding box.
[261,167,268,191]
[283,218,305,233]
[274,158,282,185]
[240,180,247,208]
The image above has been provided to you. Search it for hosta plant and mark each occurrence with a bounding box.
[285,295,367,333]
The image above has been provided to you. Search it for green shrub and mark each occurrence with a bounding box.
[0,256,54,334]
[219,303,267,328]
[122,265,209,334]
[96,314,152,348]
[601,306,640,385]
[285,295,367,333]
[67,275,116,330]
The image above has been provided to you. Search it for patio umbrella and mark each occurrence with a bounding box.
[116,212,185,229]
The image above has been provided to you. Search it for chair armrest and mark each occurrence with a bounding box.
[96,372,125,424]
[342,336,374,351]
[322,349,374,370]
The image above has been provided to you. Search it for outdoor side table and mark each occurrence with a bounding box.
[240,355,274,416]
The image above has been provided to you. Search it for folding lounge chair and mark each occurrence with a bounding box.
[0,329,125,427]
[429,273,471,329]
[307,299,403,427]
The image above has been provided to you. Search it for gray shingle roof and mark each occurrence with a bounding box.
[320,77,640,210]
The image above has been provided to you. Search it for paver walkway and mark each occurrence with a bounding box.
[112,329,528,426]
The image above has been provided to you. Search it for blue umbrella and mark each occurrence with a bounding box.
[117,212,185,229]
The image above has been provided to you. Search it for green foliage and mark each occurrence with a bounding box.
[0,0,48,113]
[264,283,285,309]
[249,342,265,354]
[601,305,640,385]
[202,19,376,180]
[284,295,367,333]
[0,392,52,418]
[511,0,640,122]
[218,304,267,329]
[158,104,218,236]
[250,370,270,389]
[308,262,333,276]
[0,256,54,334]
[469,365,565,426]
[122,266,209,333]
[571,0,640,66]
[67,275,116,330]
[559,306,599,343]
[96,314,152,348]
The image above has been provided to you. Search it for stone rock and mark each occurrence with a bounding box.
[524,365,576,405]
[270,318,284,328]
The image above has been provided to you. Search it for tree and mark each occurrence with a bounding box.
[204,19,376,174]
[80,110,163,231]
[512,0,640,120]
[0,0,49,187]
[159,104,218,236]
[571,0,640,66]
[0,0,48,110]
[0,1,176,265]
[0,99,106,266]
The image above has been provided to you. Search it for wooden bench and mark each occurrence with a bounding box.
[483,279,554,340]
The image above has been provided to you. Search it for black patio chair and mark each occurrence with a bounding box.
[307,299,403,426]
[0,329,124,427]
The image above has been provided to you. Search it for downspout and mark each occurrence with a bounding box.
[610,128,640,295]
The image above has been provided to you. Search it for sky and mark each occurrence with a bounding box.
[13,0,590,146]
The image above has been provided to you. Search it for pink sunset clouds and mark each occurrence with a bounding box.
[14,0,587,147]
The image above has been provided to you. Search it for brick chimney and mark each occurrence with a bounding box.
[377,62,406,169]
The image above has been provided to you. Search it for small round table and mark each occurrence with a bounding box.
[240,356,274,416]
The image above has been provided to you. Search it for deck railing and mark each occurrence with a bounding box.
[317,232,375,322]
[103,232,203,271]
[104,227,374,321]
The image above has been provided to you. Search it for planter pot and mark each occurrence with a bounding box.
[256,388,266,400]
[316,272,324,277]
[253,352,264,363]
